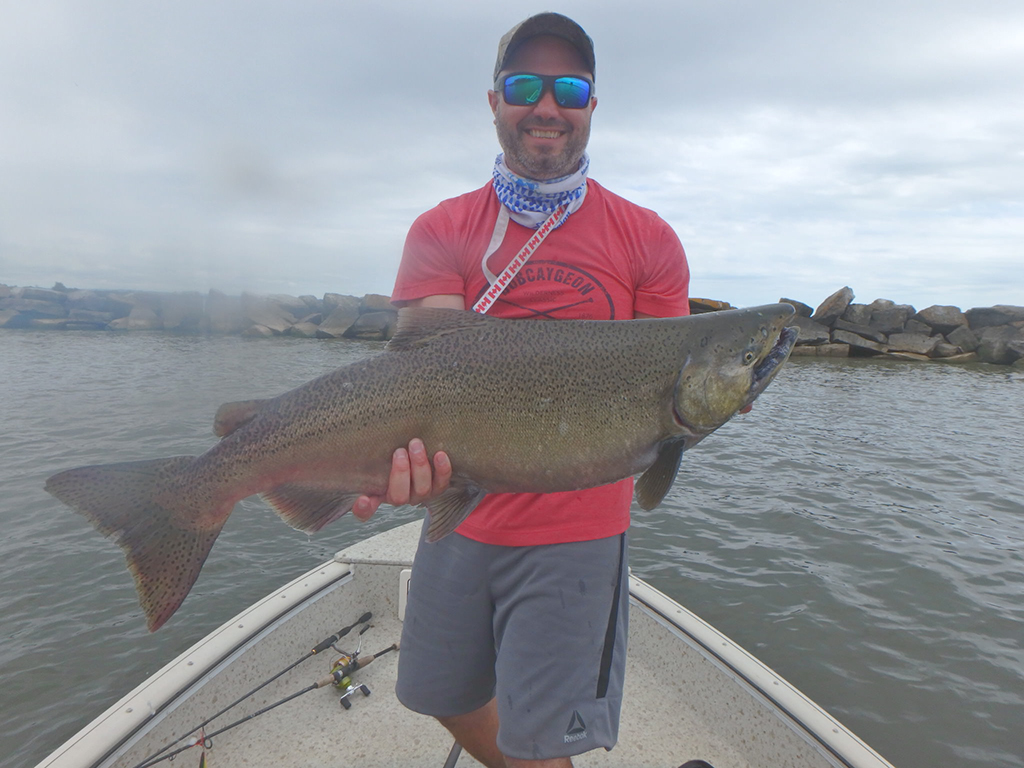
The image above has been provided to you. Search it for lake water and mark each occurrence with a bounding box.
[1,330,1022,768]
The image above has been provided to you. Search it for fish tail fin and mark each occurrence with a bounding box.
[45,457,227,632]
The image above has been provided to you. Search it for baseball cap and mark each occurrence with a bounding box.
[493,12,596,81]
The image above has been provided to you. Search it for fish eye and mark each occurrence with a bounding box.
[743,350,756,365]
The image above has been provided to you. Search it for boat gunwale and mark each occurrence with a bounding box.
[36,560,354,768]
[628,576,893,768]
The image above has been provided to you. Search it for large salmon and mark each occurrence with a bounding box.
[46,304,797,630]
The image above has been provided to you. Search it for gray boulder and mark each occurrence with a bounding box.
[21,287,67,303]
[345,310,398,341]
[791,315,831,346]
[913,305,966,335]
[322,293,358,313]
[946,325,979,352]
[66,290,134,317]
[242,293,295,335]
[869,304,915,334]
[0,308,23,327]
[978,339,1021,365]
[361,293,394,313]
[288,322,321,338]
[841,303,873,326]
[975,325,1024,364]
[931,341,964,358]
[264,293,309,318]
[832,329,886,355]
[965,305,1024,330]
[790,343,849,357]
[833,318,887,344]
[811,287,854,326]
[887,333,940,356]
[242,324,276,338]
[317,297,362,338]
[903,319,932,336]
[0,298,68,318]
[68,309,116,324]
[127,306,163,330]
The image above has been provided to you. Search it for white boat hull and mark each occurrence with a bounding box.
[36,522,893,768]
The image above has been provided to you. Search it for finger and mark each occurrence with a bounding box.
[432,451,452,496]
[407,439,433,502]
[352,495,380,522]
[385,447,412,506]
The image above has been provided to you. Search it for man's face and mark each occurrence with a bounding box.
[488,35,597,181]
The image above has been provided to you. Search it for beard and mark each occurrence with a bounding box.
[495,116,591,180]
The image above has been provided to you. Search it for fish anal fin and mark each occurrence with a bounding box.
[261,483,360,533]
[634,440,686,511]
[387,307,494,351]
[214,399,270,438]
[424,479,487,542]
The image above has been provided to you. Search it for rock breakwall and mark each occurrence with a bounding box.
[702,287,1023,366]
[3,283,1022,366]
[0,284,398,341]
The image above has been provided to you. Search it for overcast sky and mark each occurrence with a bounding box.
[1,0,1021,311]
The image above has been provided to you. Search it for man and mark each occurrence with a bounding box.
[354,13,690,767]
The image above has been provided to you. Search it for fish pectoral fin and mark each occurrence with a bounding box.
[261,484,360,533]
[213,399,271,438]
[634,440,686,511]
[423,479,487,542]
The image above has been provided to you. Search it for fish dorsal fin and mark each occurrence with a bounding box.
[387,307,495,351]
[634,440,686,510]
[213,399,270,437]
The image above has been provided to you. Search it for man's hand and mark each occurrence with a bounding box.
[352,438,452,521]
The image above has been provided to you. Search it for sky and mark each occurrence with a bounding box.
[1,0,1022,312]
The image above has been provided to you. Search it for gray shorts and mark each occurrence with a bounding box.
[396,522,629,761]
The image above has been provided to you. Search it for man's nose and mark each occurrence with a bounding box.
[531,87,562,117]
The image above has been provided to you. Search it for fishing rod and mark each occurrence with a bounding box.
[138,643,399,768]
[130,611,372,768]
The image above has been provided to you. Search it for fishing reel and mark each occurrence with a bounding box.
[330,651,372,709]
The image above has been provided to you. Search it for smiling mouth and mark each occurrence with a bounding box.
[527,129,563,139]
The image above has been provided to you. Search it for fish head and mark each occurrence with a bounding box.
[671,303,797,445]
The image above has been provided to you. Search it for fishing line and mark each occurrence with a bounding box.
[130,611,372,768]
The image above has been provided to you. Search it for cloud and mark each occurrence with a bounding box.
[1,0,1022,310]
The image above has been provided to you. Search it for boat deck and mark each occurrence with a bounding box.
[41,523,892,768]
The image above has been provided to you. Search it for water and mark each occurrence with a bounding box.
[1,331,1022,768]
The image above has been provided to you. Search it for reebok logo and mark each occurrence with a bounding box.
[564,710,588,743]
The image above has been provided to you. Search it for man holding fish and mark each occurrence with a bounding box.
[356,13,691,768]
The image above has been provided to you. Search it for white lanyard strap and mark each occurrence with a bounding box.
[473,204,566,314]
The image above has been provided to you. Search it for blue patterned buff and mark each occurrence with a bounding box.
[492,153,590,229]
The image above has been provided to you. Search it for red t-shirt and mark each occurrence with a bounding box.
[392,178,690,545]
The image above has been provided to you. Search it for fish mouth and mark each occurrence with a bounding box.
[746,324,798,405]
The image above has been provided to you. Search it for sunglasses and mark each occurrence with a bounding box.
[498,73,594,109]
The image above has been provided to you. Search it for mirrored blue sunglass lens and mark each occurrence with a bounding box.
[505,75,543,105]
[553,77,590,108]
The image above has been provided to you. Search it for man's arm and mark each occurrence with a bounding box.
[352,294,464,521]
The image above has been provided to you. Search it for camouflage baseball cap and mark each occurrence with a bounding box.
[493,12,595,81]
